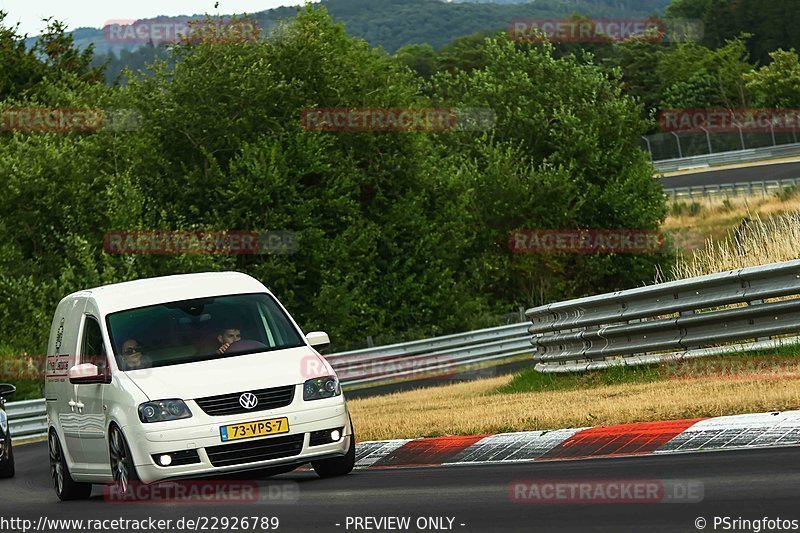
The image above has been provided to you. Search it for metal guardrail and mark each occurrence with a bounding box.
[527,259,800,372]
[664,177,800,200]
[328,322,533,386]
[652,143,800,173]
[5,399,47,441]
[5,322,535,439]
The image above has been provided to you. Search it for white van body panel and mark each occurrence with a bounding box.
[125,347,322,400]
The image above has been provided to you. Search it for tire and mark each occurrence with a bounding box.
[109,425,139,497]
[0,436,14,478]
[49,430,92,500]
[311,425,355,479]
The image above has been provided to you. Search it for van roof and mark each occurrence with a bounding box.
[60,272,271,315]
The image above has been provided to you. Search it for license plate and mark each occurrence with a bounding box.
[220,417,290,442]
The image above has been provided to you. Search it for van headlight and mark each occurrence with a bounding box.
[138,399,192,423]
[303,376,341,401]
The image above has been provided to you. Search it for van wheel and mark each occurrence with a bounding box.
[48,430,91,500]
[109,426,139,497]
[0,438,14,478]
[311,435,355,478]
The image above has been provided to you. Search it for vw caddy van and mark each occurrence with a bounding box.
[45,272,354,500]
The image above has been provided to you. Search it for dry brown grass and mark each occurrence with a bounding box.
[663,189,800,253]
[349,373,800,441]
[671,211,800,279]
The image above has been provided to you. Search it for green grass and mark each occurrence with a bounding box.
[496,363,662,394]
[496,343,800,395]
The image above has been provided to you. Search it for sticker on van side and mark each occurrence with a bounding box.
[46,353,71,380]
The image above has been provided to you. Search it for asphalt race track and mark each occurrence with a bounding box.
[659,161,800,190]
[3,440,800,532]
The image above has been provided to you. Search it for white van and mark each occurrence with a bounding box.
[44,272,354,500]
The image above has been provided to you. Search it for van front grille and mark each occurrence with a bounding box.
[194,385,295,416]
[205,434,305,467]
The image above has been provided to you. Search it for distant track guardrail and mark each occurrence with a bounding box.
[664,177,800,200]
[527,259,800,373]
[652,142,800,173]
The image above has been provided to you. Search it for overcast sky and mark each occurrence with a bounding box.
[0,0,310,36]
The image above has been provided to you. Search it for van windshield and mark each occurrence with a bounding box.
[106,293,306,370]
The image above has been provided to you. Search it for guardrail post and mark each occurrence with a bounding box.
[679,309,701,350]
[642,136,653,161]
[671,132,683,159]
[747,300,773,341]
[701,127,712,154]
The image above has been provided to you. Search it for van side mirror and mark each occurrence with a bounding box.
[0,383,15,398]
[68,363,110,384]
[306,331,330,352]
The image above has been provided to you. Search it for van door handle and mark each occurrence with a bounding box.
[68,400,84,411]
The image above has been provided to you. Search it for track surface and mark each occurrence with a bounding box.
[660,161,800,189]
[3,440,800,532]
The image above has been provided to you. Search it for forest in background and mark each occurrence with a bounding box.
[1,0,800,364]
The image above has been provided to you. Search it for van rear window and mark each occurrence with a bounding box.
[106,293,305,370]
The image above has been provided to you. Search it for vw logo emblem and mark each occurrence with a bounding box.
[239,392,258,410]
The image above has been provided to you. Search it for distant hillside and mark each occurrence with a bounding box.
[28,0,670,57]
[321,0,671,52]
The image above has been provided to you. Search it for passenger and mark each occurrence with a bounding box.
[119,339,152,370]
[217,326,242,354]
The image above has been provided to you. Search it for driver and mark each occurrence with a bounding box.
[119,339,152,370]
[217,327,242,354]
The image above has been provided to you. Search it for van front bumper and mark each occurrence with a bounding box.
[125,401,352,484]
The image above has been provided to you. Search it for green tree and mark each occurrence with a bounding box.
[395,43,437,79]
[700,0,800,65]
[665,0,711,19]
[436,30,497,73]
[430,36,668,306]
[657,38,753,109]
[0,11,44,100]
[605,36,671,116]
[744,49,800,107]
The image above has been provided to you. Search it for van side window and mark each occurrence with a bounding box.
[80,317,107,372]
